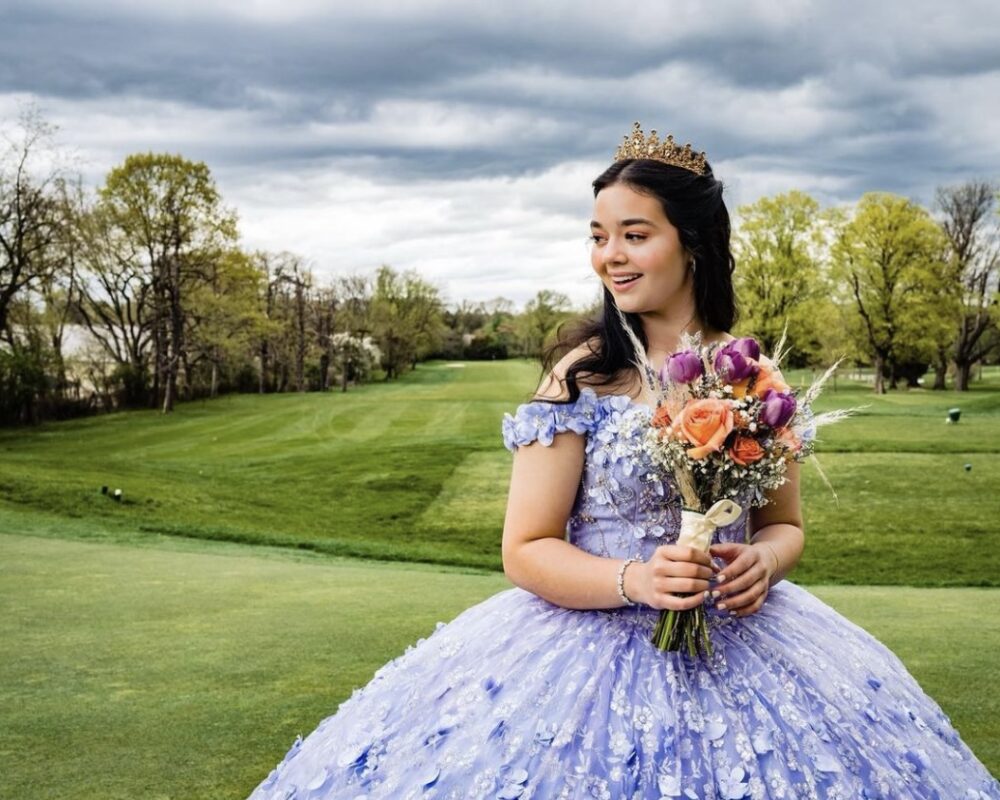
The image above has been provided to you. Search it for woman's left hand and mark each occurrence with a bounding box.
[706,541,779,617]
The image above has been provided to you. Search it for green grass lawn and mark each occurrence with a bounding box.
[1,532,997,799]
[1,360,997,585]
[2,362,999,796]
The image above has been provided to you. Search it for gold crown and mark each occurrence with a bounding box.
[613,121,708,175]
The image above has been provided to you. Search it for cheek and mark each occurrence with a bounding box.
[651,245,686,278]
[590,247,604,275]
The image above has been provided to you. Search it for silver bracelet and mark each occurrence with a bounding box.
[617,558,641,607]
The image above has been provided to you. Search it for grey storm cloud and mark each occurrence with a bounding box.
[2,0,999,303]
[5,2,1000,180]
[6,3,997,148]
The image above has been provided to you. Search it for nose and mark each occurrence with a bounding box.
[602,234,628,266]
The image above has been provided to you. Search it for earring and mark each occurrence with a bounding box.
[689,259,697,275]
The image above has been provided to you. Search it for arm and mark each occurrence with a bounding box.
[502,432,717,611]
[503,356,717,611]
[708,461,805,616]
[748,461,805,586]
[501,429,626,609]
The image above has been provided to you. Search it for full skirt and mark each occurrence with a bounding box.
[246,582,1000,799]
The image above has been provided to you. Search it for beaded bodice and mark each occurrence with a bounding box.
[502,387,750,563]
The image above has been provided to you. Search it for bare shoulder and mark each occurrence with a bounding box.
[534,338,602,401]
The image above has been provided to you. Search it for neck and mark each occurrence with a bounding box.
[637,297,712,359]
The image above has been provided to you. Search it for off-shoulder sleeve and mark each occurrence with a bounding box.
[501,387,602,452]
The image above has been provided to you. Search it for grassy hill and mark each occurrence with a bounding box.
[1,360,998,585]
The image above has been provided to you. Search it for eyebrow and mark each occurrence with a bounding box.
[589,217,657,229]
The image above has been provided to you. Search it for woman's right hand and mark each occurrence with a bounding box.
[625,545,719,610]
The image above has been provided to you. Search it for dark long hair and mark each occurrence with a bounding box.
[540,157,737,403]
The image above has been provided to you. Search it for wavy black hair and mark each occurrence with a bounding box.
[539,157,737,403]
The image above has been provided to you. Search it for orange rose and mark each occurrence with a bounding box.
[651,405,672,430]
[729,435,765,466]
[752,360,790,398]
[676,398,734,460]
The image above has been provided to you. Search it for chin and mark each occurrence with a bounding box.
[606,292,654,315]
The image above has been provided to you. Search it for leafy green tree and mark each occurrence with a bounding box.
[473,297,517,357]
[185,248,268,397]
[99,153,237,412]
[369,265,444,379]
[732,191,836,365]
[516,289,573,358]
[832,193,952,393]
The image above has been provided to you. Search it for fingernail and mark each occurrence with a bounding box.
[716,574,727,583]
[728,610,738,617]
[711,591,721,598]
[717,602,727,610]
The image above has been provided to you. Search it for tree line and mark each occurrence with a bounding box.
[732,188,999,394]
[2,109,998,424]
[0,111,585,424]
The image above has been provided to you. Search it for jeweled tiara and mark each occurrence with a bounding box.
[613,121,708,175]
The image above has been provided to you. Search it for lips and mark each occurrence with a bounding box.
[610,273,642,289]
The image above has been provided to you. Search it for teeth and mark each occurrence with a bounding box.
[613,274,640,283]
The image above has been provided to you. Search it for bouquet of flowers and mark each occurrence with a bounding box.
[619,328,852,657]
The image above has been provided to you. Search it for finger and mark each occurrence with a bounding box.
[717,580,768,612]
[715,562,767,597]
[708,543,745,563]
[656,591,707,612]
[657,544,714,568]
[709,542,743,556]
[653,576,712,595]
[707,544,746,574]
[730,592,767,618]
[651,561,715,581]
[711,549,757,584]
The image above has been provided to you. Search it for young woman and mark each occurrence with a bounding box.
[247,125,1000,799]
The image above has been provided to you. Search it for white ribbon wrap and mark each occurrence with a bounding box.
[677,499,743,551]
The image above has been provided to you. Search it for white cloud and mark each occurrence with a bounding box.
[229,159,603,307]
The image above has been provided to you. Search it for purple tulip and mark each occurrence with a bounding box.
[760,388,797,428]
[713,346,757,383]
[662,350,704,385]
[729,337,761,361]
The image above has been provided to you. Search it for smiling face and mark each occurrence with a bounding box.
[589,182,693,317]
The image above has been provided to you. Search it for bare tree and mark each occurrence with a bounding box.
[254,251,309,393]
[312,286,337,391]
[70,187,155,404]
[935,181,1000,390]
[0,108,62,338]
[334,273,372,392]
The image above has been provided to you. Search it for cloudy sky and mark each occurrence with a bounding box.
[3,0,999,307]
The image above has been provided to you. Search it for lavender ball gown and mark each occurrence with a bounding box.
[247,388,1000,799]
